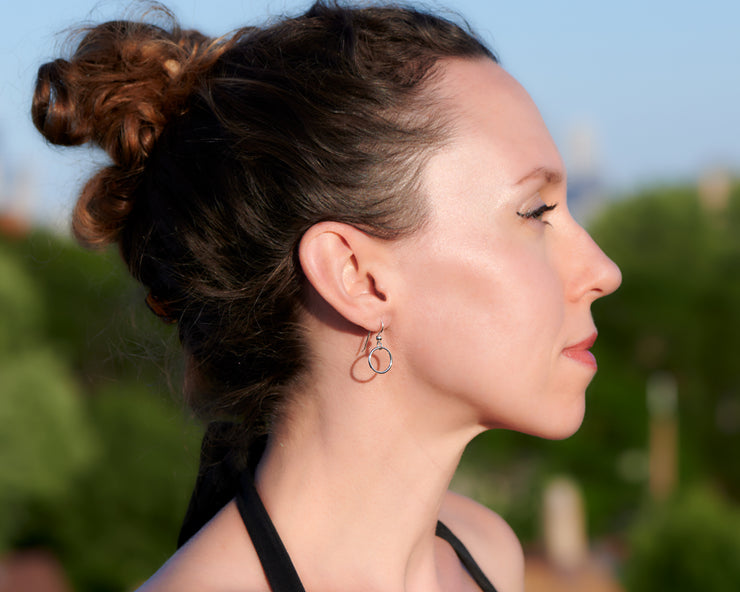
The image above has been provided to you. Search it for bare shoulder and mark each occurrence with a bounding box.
[135,501,267,592]
[439,490,524,592]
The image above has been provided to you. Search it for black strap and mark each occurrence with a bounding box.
[178,424,266,549]
[436,520,499,592]
[235,470,306,592]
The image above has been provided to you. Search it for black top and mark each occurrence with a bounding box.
[235,469,500,592]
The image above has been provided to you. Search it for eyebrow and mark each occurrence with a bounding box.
[513,167,564,187]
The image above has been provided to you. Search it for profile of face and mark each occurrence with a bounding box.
[391,58,622,440]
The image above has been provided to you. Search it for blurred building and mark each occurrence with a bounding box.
[698,167,732,212]
[565,122,607,224]
[0,159,33,239]
[524,477,625,592]
[0,550,72,592]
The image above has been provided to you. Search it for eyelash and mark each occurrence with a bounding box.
[517,203,558,223]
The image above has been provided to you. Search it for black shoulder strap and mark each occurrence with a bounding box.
[436,521,499,592]
[235,470,306,592]
[178,422,263,549]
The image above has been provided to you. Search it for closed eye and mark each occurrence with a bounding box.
[517,202,558,223]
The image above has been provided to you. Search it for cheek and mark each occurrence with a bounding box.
[395,240,564,402]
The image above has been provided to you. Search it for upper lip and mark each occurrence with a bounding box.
[563,331,598,351]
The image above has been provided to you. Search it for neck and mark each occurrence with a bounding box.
[254,370,482,592]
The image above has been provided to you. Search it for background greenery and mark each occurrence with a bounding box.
[0,234,201,591]
[1,180,739,590]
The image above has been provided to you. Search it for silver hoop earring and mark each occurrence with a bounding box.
[368,321,393,374]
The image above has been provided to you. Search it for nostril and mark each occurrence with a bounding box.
[596,254,622,297]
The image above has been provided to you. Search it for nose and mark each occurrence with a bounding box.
[566,223,622,303]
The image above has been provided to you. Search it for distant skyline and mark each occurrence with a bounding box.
[2,0,739,224]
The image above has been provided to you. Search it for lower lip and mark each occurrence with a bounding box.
[562,349,597,370]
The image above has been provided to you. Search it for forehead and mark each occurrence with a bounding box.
[430,58,563,189]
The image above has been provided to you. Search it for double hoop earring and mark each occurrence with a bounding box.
[365,321,393,375]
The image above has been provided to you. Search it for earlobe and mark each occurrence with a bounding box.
[298,221,391,329]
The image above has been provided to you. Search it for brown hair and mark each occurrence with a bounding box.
[32,1,495,442]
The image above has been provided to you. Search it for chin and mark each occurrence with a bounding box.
[484,405,586,440]
[539,421,584,441]
[528,397,587,441]
[479,386,588,439]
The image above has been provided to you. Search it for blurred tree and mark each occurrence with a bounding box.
[624,486,740,592]
[1,232,199,590]
[0,246,96,551]
[588,184,740,497]
[26,385,201,592]
[0,239,44,348]
[4,230,178,388]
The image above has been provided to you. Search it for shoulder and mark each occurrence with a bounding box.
[439,490,524,592]
[134,501,267,592]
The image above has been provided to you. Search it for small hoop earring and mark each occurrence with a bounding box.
[367,321,393,375]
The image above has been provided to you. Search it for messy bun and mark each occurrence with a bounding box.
[32,9,229,245]
[33,2,494,444]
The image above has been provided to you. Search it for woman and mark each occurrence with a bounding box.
[32,2,621,591]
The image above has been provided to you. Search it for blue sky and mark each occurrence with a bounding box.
[1,0,739,223]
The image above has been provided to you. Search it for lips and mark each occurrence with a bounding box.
[562,332,598,370]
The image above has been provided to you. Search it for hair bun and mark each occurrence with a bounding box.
[32,12,223,246]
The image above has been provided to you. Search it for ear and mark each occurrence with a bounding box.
[298,221,393,330]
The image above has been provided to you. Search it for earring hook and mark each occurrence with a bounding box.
[360,320,384,352]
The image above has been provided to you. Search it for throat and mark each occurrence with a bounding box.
[248,423,474,591]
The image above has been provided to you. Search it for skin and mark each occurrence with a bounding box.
[139,57,620,592]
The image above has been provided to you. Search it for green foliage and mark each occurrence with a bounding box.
[589,184,740,496]
[3,230,177,387]
[0,246,96,550]
[31,385,202,592]
[0,242,45,348]
[1,230,197,590]
[0,349,96,501]
[624,487,740,592]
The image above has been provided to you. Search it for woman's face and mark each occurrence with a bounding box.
[391,58,622,440]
